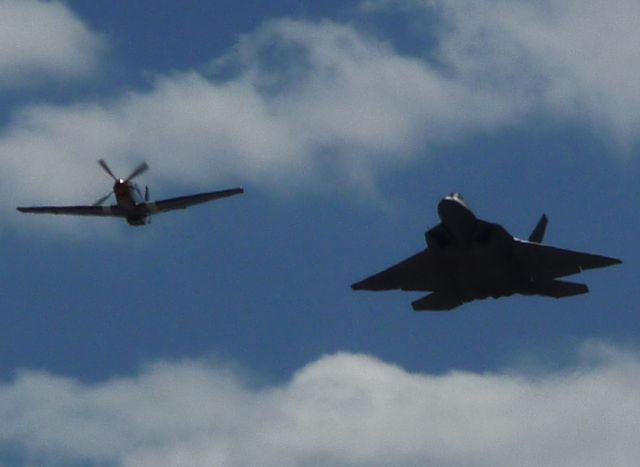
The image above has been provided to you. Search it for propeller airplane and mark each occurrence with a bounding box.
[17,160,243,226]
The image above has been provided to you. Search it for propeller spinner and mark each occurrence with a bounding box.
[93,159,149,205]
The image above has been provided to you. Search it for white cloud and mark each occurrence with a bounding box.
[1,343,639,467]
[371,0,640,147]
[0,0,103,87]
[445,0,640,146]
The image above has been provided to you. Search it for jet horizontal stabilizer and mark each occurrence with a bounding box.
[534,279,588,298]
[411,293,463,312]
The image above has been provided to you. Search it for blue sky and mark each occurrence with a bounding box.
[0,1,639,465]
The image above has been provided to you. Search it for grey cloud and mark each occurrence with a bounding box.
[373,0,640,147]
[0,0,104,87]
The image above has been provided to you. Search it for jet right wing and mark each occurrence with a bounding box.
[351,249,441,292]
[514,240,621,279]
[16,205,123,217]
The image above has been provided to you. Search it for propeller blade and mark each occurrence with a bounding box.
[98,159,117,181]
[134,184,143,199]
[145,185,149,201]
[126,162,149,182]
[92,191,113,206]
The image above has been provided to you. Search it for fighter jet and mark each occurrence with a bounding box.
[351,193,621,311]
[17,160,243,226]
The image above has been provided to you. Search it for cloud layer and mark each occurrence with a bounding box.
[0,0,103,88]
[2,18,512,216]
[429,0,640,146]
[1,344,639,467]
[3,0,640,230]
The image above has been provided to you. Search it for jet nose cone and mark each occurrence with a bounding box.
[438,192,474,223]
[438,197,457,219]
[445,192,464,202]
[442,192,469,210]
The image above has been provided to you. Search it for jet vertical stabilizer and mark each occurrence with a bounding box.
[528,214,548,243]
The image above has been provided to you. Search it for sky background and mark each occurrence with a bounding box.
[0,1,639,466]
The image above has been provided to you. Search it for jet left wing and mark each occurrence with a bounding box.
[16,205,123,217]
[351,249,441,292]
[143,187,244,214]
[514,240,621,279]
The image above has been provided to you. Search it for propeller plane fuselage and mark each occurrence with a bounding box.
[112,179,147,225]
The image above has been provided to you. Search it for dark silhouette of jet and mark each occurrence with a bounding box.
[351,193,621,311]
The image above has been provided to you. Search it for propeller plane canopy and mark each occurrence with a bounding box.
[17,160,243,226]
[351,194,621,311]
